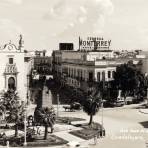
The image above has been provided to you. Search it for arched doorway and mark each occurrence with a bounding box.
[8,77,15,90]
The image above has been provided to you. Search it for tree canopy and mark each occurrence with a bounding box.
[83,95,100,125]
[114,61,145,97]
[34,107,56,139]
[0,90,25,137]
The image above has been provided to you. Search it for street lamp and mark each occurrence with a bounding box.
[57,94,59,117]
[23,75,30,146]
[101,98,104,137]
[146,76,148,106]
[24,103,27,146]
[144,73,148,106]
[26,74,30,105]
[101,71,105,137]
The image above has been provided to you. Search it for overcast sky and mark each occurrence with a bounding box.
[0,0,148,55]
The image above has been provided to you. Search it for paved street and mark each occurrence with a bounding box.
[27,89,148,148]
[57,103,148,148]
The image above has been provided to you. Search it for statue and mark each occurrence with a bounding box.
[18,34,24,51]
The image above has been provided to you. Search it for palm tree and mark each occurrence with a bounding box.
[34,107,56,140]
[83,96,100,125]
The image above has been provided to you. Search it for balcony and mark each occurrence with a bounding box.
[4,63,18,74]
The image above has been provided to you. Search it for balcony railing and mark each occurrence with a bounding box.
[4,63,18,74]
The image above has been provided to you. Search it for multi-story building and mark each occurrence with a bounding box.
[52,42,115,92]
[31,50,52,76]
[139,51,148,74]
[52,42,145,93]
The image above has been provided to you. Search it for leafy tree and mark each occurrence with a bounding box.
[83,96,100,125]
[34,107,56,140]
[1,90,25,137]
[114,61,145,98]
[0,104,6,120]
[7,103,25,137]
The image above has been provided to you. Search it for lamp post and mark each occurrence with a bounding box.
[24,103,27,146]
[24,74,29,146]
[101,98,104,137]
[27,74,30,105]
[144,73,148,106]
[146,87,148,106]
[101,71,105,137]
[57,94,59,117]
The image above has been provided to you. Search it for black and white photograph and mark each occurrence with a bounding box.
[0,0,148,147]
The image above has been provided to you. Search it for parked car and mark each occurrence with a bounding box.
[63,102,82,111]
[108,98,125,107]
[116,98,125,107]
[70,102,82,110]
[125,96,134,104]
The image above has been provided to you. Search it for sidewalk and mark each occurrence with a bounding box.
[54,131,85,143]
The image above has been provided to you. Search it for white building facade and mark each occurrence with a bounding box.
[52,49,117,92]
[0,35,31,102]
[52,46,145,93]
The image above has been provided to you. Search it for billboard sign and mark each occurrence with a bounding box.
[79,37,111,50]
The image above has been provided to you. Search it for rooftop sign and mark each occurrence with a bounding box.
[79,37,111,50]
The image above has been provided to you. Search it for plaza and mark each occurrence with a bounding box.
[53,102,148,148]
[0,35,148,147]
[22,101,148,148]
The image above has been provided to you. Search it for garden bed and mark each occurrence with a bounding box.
[56,117,85,124]
[0,134,68,147]
[27,135,68,147]
[70,122,105,140]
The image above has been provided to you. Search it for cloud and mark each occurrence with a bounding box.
[0,0,22,5]
[0,19,23,42]
[44,0,114,36]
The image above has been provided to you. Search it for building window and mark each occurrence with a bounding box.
[108,71,111,78]
[97,72,100,81]
[112,71,115,78]
[89,72,93,81]
[102,71,105,81]
[9,58,13,64]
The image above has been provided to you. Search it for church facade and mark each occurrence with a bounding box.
[0,35,30,102]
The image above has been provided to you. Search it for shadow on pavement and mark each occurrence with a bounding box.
[131,104,146,109]
[139,121,148,128]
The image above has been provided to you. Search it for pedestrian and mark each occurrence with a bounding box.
[94,135,97,145]
[6,141,9,148]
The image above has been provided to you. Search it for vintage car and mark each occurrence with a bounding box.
[63,102,82,111]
